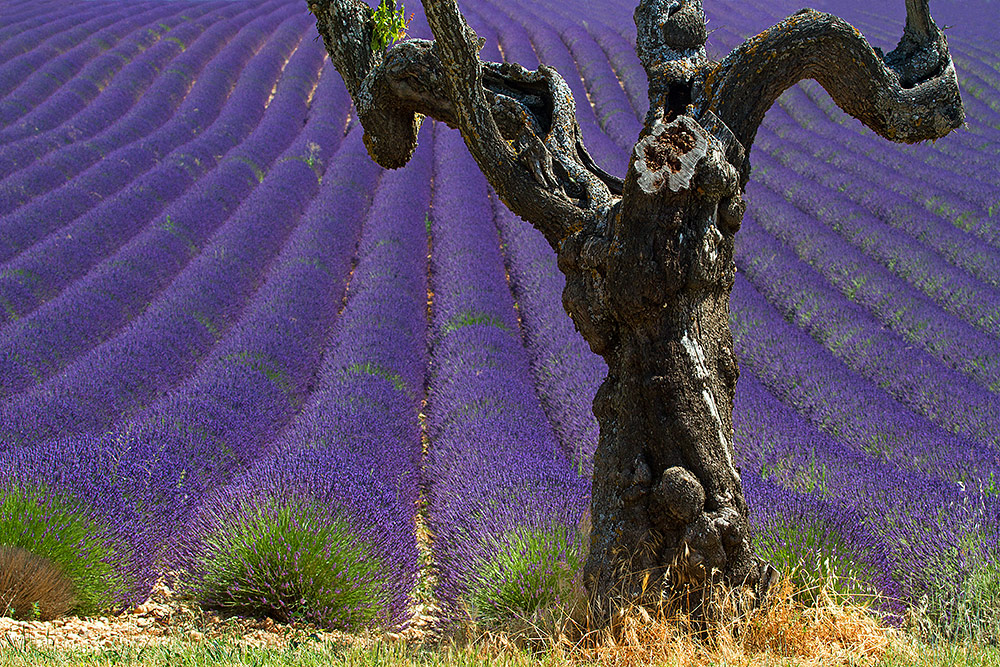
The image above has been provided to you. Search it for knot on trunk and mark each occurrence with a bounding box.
[650,466,705,528]
[633,116,707,194]
[635,0,707,53]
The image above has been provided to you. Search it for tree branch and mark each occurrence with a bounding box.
[696,3,964,167]
[633,0,711,119]
[309,0,621,249]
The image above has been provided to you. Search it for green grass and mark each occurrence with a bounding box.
[0,638,569,667]
[754,517,879,606]
[0,633,996,667]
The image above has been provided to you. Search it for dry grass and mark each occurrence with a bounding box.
[0,545,76,621]
[466,575,916,667]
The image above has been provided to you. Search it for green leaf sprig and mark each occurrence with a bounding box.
[370,0,413,53]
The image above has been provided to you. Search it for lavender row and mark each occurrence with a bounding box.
[0,1,294,242]
[0,4,193,130]
[585,21,648,122]
[0,10,307,325]
[756,87,1000,291]
[171,125,431,629]
[749,142,1000,321]
[730,273,1000,483]
[492,204,605,473]
[0,36,343,402]
[106,122,378,546]
[0,4,234,193]
[773,79,1000,205]
[746,153,1000,369]
[0,39,329,448]
[560,24,644,148]
[459,2,537,67]
[0,3,130,97]
[735,373,998,622]
[425,126,588,624]
[0,2,248,178]
[0,2,68,41]
[738,198,1000,450]
[0,434,159,613]
[767,84,1000,244]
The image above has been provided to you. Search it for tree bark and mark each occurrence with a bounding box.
[308,0,964,624]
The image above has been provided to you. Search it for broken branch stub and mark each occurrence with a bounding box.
[632,115,708,194]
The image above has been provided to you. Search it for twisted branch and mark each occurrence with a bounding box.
[309,0,621,249]
[694,2,963,169]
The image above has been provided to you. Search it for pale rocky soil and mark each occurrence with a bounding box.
[0,577,441,652]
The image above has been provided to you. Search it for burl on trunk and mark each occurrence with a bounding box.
[308,0,964,623]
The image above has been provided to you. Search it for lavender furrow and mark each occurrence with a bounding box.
[529,0,630,36]
[779,75,1000,194]
[0,2,293,226]
[426,126,588,623]
[707,19,1000,192]
[559,24,644,149]
[730,274,1000,483]
[773,13,1000,164]
[761,96,1000,261]
[0,2,249,173]
[0,5,128,96]
[736,376,937,580]
[751,134,1000,296]
[106,123,380,548]
[0,434,159,611]
[460,1,538,68]
[585,21,647,123]
[0,11,307,325]
[492,203,605,474]
[0,5,193,129]
[0,118,378,617]
[0,4,67,39]
[773,83,1000,228]
[0,4,237,187]
[736,372,999,624]
[0,40,345,402]
[0,39,329,448]
[169,124,430,629]
[747,149,1000,344]
[738,204,1000,447]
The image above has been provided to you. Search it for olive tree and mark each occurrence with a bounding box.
[307,0,964,622]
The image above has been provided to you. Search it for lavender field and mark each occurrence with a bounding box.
[1,0,998,643]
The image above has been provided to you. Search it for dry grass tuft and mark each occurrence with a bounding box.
[0,545,77,621]
[469,573,910,667]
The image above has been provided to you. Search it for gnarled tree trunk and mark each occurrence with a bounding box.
[308,0,964,624]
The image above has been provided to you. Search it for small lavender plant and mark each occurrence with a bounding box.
[466,524,586,627]
[0,485,129,617]
[177,489,391,629]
